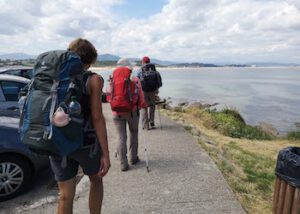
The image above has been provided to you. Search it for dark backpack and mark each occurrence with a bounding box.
[20,50,85,157]
[109,66,137,112]
[140,63,160,92]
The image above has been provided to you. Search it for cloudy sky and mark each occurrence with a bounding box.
[0,0,299,63]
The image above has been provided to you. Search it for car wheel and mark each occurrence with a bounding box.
[0,154,33,202]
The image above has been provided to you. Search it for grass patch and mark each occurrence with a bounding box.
[184,125,192,132]
[287,130,300,140]
[224,142,275,197]
[220,159,235,174]
[199,140,275,213]
[173,106,185,112]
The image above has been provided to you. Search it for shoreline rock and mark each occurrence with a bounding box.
[295,122,300,129]
[258,122,279,137]
[166,99,283,137]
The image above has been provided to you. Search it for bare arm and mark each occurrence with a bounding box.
[88,74,110,177]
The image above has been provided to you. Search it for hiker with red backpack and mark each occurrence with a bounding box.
[107,58,147,171]
[20,38,110,213]
[137,56,162,130]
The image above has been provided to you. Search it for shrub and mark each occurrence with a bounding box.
[204,108,272,140]
[287,131,300,140]
[221,109,245,124]
[173,106,184,112]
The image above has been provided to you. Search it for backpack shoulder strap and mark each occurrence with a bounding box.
[84,71,104,95]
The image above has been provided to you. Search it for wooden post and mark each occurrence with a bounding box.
[273,177,281,213]
[277,180,287,214]
[283,184,295,214]
[291,187,300,214]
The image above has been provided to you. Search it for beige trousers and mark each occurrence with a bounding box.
[113,111,139,167]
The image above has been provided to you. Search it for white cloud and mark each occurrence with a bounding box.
[107,0,300,63]
[287,0,300,10]
[0,0,122,53]
[0,0,299,63]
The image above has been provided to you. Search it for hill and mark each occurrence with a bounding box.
[0,53,36,60]
[1,52,299,67]
[98,54,120,61]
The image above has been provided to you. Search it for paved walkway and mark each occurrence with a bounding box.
[22,104,245,214]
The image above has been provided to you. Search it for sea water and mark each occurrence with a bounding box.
[94,67,300,134]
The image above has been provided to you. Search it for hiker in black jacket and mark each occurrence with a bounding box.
[137,56,162,130]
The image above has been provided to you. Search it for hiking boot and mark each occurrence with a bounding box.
[150,122,155,129]
[143,124,150,130]
[121,164,129,172]
[130,157,140,165]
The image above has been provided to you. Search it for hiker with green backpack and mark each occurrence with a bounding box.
[20,38,110,214]
[107,58,147,171]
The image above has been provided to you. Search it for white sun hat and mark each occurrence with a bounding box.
[117,58,133,70]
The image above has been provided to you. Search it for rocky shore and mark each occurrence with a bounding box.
[160,99,284,138]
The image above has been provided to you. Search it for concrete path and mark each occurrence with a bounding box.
[20,104,245,214]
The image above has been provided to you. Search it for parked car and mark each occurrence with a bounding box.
[0,74,30,112]
[0,66,32,79]
[0,113,49,202]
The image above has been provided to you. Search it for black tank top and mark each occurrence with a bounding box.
[80,71,104,145]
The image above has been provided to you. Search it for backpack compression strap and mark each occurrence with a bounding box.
[127,79,133,102]
[43,80,59,140]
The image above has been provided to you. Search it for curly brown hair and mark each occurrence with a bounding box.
[68,38,98,65]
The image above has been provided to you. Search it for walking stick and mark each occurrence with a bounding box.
[141,128,150,172]
[155,99,166,131]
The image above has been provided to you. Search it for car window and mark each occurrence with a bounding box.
[3,69,32,79]
[0,81,26,101]
[21,69,32,78]
[4,70,21,76]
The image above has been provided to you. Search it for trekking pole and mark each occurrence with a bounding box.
[155,99,166,131]
[141,128,150,172]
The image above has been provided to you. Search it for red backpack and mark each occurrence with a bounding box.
[109,66,137,112]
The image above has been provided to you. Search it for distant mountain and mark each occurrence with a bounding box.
[0,52,176,65]
[98,54,120,61]
[3,52,298,67]
[150,58,176,66]
[97,54,176,66]
[0,53,36,60]
[128,57,176,66]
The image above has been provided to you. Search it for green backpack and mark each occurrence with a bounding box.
[20,50,85,158]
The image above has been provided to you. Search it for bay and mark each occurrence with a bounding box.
[94,67,300,134]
